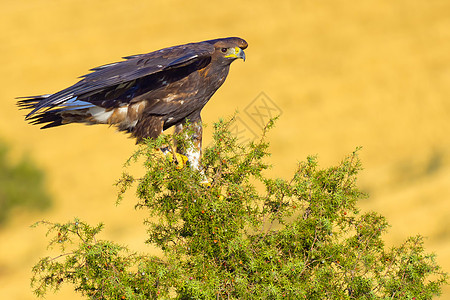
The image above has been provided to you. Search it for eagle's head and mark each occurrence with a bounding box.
[208,37,248,65]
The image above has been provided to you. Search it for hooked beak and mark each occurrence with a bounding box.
[225,47,246,61]
[236,47,246,61]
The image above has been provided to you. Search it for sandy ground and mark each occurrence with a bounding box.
[1,0,449,298]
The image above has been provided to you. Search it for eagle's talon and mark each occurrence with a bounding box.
[174,153,188,169]
[164,151,188,169]
[200,178,212,188]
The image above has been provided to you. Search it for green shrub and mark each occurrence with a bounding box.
[0,141,51,225]
[32,117,447,299]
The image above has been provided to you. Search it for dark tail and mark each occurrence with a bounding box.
[17,95,51,111]
[17,95,64,129]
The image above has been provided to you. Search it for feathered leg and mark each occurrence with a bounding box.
[174,112,202,170]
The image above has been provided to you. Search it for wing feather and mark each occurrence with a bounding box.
[24,42,215,118]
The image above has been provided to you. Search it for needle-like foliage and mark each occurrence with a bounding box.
[32,117,448,299]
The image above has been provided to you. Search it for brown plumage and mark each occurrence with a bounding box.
[17,37,247,168]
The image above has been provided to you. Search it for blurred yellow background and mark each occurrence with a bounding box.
[1,0,449,298]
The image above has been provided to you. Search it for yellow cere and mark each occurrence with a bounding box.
[224,47,239,58]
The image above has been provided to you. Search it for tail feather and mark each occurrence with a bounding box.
[28,111,64,129]
[16,94,52,110]
[17,94,95,129]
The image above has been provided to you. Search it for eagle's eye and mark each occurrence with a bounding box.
[221,47,228,53]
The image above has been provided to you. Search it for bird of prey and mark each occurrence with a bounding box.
[18,37,247,169]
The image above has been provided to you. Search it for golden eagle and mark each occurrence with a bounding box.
[18,37,247,169]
